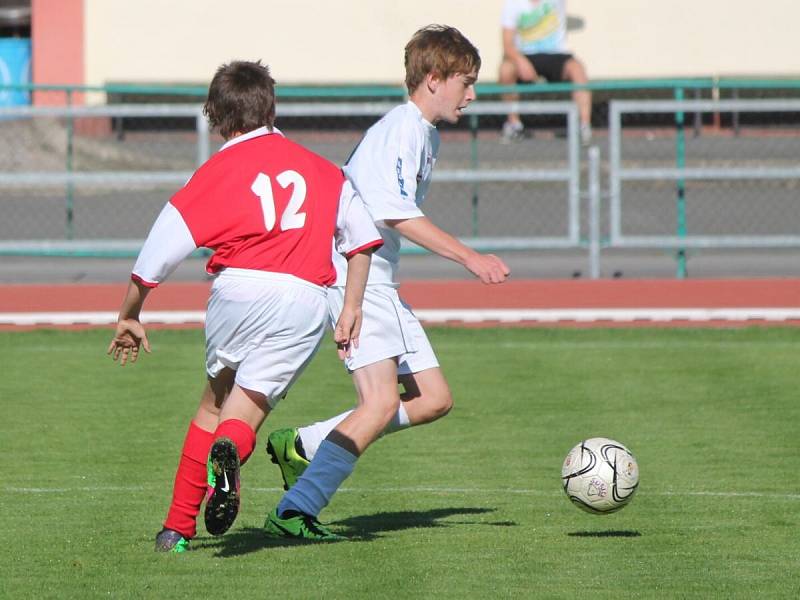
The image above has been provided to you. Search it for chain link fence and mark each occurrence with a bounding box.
[1,80,799,277]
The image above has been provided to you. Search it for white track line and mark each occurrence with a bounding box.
[415,308,800,323]
[2,308,800,326]
[0,311,205,326]
[3,485,799,500]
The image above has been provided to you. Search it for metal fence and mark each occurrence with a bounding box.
[607,98,800,277]
[1,79,799,278]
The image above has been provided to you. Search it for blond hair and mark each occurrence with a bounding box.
[404,25,481,94]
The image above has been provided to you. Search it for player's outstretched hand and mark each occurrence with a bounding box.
[107,318,151,366]
[465,252,511,284]
[333,306,363,360]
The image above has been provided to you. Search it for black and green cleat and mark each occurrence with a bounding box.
[266,428,310,491]
[263,508,344,541]
[203,437,240,536]
[154,528,189,553]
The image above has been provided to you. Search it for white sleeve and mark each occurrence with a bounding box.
[131,202,197,287]
[334,180,383,257]
[500,0,520,29]
[348,139,425,222]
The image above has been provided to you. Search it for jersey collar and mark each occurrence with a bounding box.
[407,100,436,130]
[220,125,284,151]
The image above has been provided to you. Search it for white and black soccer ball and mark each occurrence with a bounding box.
[561,437,639,514]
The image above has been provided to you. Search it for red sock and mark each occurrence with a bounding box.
[213,418,257,465]
[163,421,214,539]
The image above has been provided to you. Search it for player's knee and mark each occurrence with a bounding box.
[382,397,403,420]
[498,59,517,82]
[361,393,402,427]
[563,59,588,83]
[431,390,454,419]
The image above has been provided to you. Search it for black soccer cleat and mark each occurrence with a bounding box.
[203,437,241,536]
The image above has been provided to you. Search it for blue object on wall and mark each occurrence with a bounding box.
[0,37,31,106]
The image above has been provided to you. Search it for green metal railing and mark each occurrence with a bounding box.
[5,76,800,100]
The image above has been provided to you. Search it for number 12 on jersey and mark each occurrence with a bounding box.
[250,170,307,232]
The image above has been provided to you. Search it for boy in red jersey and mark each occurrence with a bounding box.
[107,60,382,552]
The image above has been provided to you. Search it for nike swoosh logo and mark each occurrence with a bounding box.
[220,471,230,493]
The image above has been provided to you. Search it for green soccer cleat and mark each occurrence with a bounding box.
[154,528,189,553]
[203,437,241,536]
[266,428,309,491]
[263,508,344,541]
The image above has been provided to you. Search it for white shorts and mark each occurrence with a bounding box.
[205,269,328,407]
[327,284,439,374]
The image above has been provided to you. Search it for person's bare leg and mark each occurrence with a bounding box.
[332,359,401,455]
[205,383,272,535]
[217,384,271,433]
[293,365,452,463]
[563,58,591,129]
[272,359,400,524]
[397,367,453,425]
[499,57,522,127]
[193,368,235,431]
[159,369,235,546]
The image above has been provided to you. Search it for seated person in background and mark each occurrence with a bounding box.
[498,0,592,144]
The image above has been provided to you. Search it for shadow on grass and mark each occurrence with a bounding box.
[332,507,514,538]
[197,506,513,557]
[568,530,641,538]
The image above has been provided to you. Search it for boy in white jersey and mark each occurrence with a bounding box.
[263,25,510,540]
[107,60,382,551]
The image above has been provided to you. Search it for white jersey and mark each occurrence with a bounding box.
[501,0,568,55]
[332,101,440,286]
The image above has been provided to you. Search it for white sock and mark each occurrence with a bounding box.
[298,411,353,460]
[277,439,357,518]
[298,404,411,460]
[384,402,411,434]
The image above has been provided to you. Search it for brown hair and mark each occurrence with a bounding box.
[404,25,481,94]
[203,60,276,139]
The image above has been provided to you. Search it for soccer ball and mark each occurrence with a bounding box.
[561,437,639,514]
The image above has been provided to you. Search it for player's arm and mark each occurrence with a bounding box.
[502,28,536,81]
[108,201,198,366]
[333,180,383,358]
[386,216,510,285]
[130,202,198,287]
[107,278,152,366]
[335,251,372,359]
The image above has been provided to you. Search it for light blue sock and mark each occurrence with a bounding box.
[277,439,357,518]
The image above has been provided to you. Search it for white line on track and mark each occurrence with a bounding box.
[2,308,800,326]
[3,485,799,500]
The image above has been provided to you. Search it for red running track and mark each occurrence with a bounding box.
[1,278,799,329]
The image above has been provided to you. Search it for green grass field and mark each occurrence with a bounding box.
[2,327,799,599]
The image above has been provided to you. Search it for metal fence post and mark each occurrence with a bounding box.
[674,87,688,278]
[470,113,479,236]
[693,87,702,137]
[66,89,75,240]
[567,104,580,244]
[608,102,621,244]
[588,145,601,279]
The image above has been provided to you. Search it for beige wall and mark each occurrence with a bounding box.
[569,0,800,78]
[84,0,800,88]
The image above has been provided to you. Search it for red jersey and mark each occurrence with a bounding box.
[131,128,381,287]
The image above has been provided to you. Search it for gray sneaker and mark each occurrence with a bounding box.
[501,120,528,143]
[580,124,593,146]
